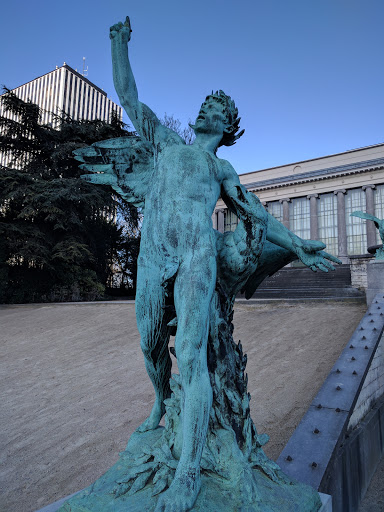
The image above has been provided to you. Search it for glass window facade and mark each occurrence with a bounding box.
[345,188,367,255]
[289,197,310,239]
[267,201,283,223]
[224,210,238,232]
[318,193,338,256]
[374,185,384,244]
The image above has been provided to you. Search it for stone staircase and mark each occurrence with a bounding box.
[238,264,365,301]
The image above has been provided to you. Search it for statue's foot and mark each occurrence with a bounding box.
[154,469,201,512]
[136,399,164,432]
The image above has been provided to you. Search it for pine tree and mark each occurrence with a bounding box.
[0,88,139,303]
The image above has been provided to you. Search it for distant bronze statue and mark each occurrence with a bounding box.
[63,15,340,512]
[351,211,384,260]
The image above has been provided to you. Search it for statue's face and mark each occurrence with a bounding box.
[193,98,230,136]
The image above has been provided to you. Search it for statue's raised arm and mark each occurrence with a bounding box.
[110,17,179,146]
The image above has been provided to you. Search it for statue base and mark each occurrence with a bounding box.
[366,259,384,304]
[58,429,322,512]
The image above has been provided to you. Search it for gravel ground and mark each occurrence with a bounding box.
[0,301,368,512]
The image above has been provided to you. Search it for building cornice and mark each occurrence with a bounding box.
[4,64,110,100]
[62,65,107,97]
[245,157,384,192]
[239,143,384,177]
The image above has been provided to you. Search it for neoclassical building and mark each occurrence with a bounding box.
[214,143,384,263]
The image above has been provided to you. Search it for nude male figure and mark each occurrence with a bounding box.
[110,17,336,512]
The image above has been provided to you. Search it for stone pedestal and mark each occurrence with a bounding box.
[36,488,332,512]
[366,260,384,305]
[350,255,374,293]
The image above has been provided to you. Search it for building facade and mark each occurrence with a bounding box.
[0,64,123,168]
[0,63,122,127]
[214,143,384,262]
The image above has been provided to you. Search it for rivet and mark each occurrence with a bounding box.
[378,307,381,310]
[373,327,377,331]
[286,455,293,462]
[317,404,322,409]
[336,408,341,412]
[365,346,369,350]
[336,385,342,390]
[381,313,383,316]
[336,369,341,373]
[353,371,357,375]
[352,356,356,361]
[311,462,318,468]
[362,336,366,340]
[370,319,374,323]
[369,312,372,316]
[360,327,364,330]
[375,300,378,303]
[313,428,320,434]
[350,344,354,349]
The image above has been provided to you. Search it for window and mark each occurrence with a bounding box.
[345,188,367,255]
[318,193,338,256]
[374,185,384,244]
[224,210,238,232]
[289,197,310,239]
[267,201,283,223]
[68,73,73,117]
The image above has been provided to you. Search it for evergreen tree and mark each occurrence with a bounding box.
[0,88,139,303]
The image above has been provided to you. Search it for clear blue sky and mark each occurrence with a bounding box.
[1,0,383,174]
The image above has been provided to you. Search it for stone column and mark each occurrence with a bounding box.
[279,198,291,229]
[212,211,218,230]
[334,189,348,263]
[363,185,377,249]
[307,194,319,240]
[217,209,225,233]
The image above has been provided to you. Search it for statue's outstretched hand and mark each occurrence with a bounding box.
[110,16,132,42]
[294,239,341,272]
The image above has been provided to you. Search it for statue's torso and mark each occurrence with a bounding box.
[140,142,223,262]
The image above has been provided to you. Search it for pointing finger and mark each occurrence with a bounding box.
[124,16,132,30]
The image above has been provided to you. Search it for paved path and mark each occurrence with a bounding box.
[0,301,368,511]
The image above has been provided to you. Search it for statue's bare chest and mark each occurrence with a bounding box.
[156,144,223,185]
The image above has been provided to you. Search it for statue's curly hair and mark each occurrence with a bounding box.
[203,90,245,147]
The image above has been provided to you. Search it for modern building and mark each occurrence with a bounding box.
[0,63,122,127]
[0,64,123,168]
[214,143,384,263]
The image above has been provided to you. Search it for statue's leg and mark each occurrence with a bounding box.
[135,264,172,432]
[154,252,216,512]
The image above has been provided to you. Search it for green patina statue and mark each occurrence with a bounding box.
[351,211,384,260]
[61,16,340,512]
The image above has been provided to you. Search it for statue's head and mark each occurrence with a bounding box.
[191,90,245,148]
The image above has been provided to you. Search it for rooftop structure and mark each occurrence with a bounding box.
[0,63,122,127]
